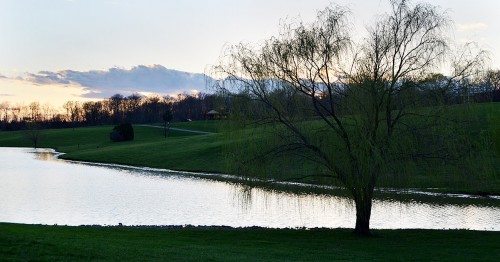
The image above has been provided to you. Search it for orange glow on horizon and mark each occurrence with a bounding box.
[0,78,95,112]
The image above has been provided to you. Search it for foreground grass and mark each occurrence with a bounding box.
[0,223,498,261]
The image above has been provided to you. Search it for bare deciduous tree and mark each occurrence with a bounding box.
[214,0,487,236]
[25,122,42,148]
[29,102,41,122]
[63,101,82,128]
[483,69,500,101]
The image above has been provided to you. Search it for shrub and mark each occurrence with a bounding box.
[110,123,134,142]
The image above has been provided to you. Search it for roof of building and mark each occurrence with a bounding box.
[206,110,219,115]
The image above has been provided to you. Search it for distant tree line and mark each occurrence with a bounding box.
[0,69,498,132]
[219,70,500,121]
[0,92,221,131]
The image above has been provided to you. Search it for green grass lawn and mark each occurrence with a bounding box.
[0,124,227,172]
[1,223,499,261]
[148,120,223,133]
[171,120,224,133]
[0,103,499,193]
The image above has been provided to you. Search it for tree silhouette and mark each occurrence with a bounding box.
[215,0,487,236]
[163,109,173,138]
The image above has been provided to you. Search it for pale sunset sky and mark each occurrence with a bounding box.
[1,0,499,109]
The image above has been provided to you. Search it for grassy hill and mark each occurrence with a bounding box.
[0,103,499,193]
[0,123,226,173]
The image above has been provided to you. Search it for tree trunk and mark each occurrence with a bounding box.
[352,192,374,236]
[164,121,167,138]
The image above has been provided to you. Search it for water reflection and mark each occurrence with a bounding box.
[32,148,59,161]
[0,147,498,230]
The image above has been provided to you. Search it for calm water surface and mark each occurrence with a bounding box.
[0,147,498,230]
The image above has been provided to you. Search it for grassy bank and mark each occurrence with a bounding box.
[0,103,499,193]
[220,102,500,193]
[0,124,227,173]
[1,223,499,261]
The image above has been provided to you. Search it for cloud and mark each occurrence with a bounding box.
[24,65,213,99]
[0,94,13,97]
[456,22,487,32]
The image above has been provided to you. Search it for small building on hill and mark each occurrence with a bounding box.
[206,110,221,120]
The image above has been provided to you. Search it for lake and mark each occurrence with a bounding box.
[0,147,498,230]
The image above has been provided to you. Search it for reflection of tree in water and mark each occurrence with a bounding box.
[232,182,355,223]
[232,184,254,211]
[33,150,56,161]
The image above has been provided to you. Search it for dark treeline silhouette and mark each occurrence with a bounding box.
[220,74,500,121]
[0,70,498,132]
[0,92,221,131]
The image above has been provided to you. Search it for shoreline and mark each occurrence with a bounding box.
[38,147,499,200]
[6,146,497,200]
[4,222,500,232]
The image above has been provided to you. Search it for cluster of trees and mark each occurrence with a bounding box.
[417,71,500,104]
[219,71,500,122]
[0,93,220,131]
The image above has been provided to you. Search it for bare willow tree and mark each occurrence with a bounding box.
[214,0,487,236]
[448,43,490,103]
[483,69,500,101]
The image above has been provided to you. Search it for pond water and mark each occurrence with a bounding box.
[0,147,499,230]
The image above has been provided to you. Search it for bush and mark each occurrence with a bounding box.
[110,123,134,142]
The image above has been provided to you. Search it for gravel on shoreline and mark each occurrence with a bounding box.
[75,224,329,230]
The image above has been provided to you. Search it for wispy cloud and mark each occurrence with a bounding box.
[456,22,487,32]
[24,65,212,98]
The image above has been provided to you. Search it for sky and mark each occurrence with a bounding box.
[0,0,499,108]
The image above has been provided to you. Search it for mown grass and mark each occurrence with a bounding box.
[0,125,226,172]
[171,120,223,133]
[220,102,500,193]
[0,223,499,261]
[0,103,499,193]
